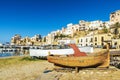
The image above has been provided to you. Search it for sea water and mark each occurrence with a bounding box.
[0,52,23,58]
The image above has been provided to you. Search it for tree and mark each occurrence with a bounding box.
[54,34,70,39]
[114,22,120,28]
[102,26,109,33]
[113,22,120,39]
[114,28,119,35]
[43,37,46,42]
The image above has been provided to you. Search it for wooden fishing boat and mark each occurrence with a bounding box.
[47,44,110,68]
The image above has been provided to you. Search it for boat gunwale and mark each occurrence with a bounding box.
[47,49,109,58]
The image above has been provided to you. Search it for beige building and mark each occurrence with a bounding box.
[93,33,114,48]
[11,34,42,46]
[79,35,93,47]
[110,10,120,23]
[78,33,120,49]
[20,37,31,45]
[11,34,21,45]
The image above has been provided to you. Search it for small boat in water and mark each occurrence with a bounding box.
[47,44,110,68]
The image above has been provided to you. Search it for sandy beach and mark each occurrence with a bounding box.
[0,56,54,80]
[0,56,120,80]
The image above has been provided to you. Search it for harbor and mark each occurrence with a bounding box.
[0,44,120,69]
[0,0,120,80]
[0,45,38,57]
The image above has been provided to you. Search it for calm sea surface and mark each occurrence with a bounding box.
[0,52,23,58]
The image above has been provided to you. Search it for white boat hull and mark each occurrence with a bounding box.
[30,47,93,57]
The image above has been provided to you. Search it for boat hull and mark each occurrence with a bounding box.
[30,47,93,57]
[47,50,110,68]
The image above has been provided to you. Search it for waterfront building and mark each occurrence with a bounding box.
[30,34,42,45]
[78,32,120,48]
[31,34,41,42]
[11,34,42,46]
[11,34,21,45]
[22,37,31,45]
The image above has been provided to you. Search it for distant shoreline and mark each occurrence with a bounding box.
[0,54,29,59]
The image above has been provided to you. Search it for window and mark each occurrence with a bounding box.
[81,39,83,42]
[114,42,117,45]
[82,24,85,26]
[86,38,88,42]
[95,43,97,45]
[101,37,104,42]
[95,37,97,41]
[79,27,81,29]
[77,40,79,43]
[76,29,78,31]
[111,15,114,18]
[101,43,104,46]
[91,44,93,46]
[90,38,93,42]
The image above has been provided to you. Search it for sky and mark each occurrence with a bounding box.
[0,0,120,43]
